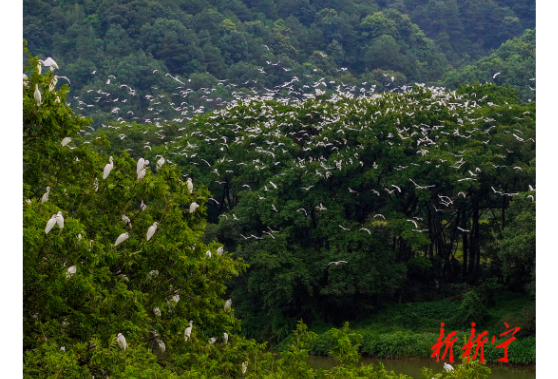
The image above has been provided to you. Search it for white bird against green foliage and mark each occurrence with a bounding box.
[66,265,76,278]
[157,156,166,171]
[184,320,193,342]
[61,137,71,147]
[208,337,217,345]
[55,211,64,229]
[242,361,248,374]
[223,332,229,344]
[146,222,159,241]
[45,214,57,234]
[217,246,224,256]
[41,186,50,204]
[114,232,129,247]
[444,362,453,372]
[206,250,212,258]
[186,178,193,194]
[136,158,149,176]
[153,307,161,317]
[40,57,59,71]
[103,156,114,179]
[34,84,41,106]
[117,333,127,351]
[224,299,232,312]
[189,202,199,213]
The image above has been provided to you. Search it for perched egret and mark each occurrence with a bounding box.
[223,332,229,344]
[103,156,114,179]
[153,308,161,317]
[41,186,50,204]
[186,178,193,194]
[41,57,59,71]
[443,362,454,372]
[146,222,159,241]
[55,211,64,229]
[61,137,71,147]
[206,250,212,258]
[140,200,147,211]
[242,361,248,374]
[208,337,217,345]
[66,265,76,278]
[156,156,165,171]
[184,320,193,342]
[136,158,146,176]
[93,178,99,192]
[137,168,146,180]
[114,232,129,247]
[156,339,166,353]
[121,214,132,228]
[217,246,224,256]
[116,333,127,351]
[224,299,232,312]
[189,202,199,213]
[34,84,42,106]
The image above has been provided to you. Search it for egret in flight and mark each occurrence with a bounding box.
[328,261,348,266]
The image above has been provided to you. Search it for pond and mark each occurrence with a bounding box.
[306,355,536,379]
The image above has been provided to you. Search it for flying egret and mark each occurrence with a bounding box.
[189,202,199,213]
[184,320,193,342]
[41,186,50,204]
[103,156,114,179]
[114,232,129,247]
[359,227,371,234]
[224,299,232,312]
[55,211,64,229]
[61,137,71,147]
[406,220,418,228]
[66,265,76,278]
[34,84,42,106]
[116,333,127,351]
[443,362,453,372]
[146,222,159,241]
[223,332,229,344]
[186,178,193,194]
[328,261,348,266]
[45,214,56,234]
[40,57,59,71]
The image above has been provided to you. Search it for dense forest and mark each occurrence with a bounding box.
[24,0,535,126]
[23,0,536,377]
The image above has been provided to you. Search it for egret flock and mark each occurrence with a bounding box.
[30,55,535,375]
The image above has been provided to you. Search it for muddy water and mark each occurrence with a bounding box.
[306,355,536,378]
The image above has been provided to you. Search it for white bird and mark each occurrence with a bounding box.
[206,250,212,258]
[93,178,99,192]
[269,181,277,189]
[41,57,59,70]
[140,200,147,211]
[186,178,193,194]
[115,232,129,247]
[297,208,308,216]
[316,203,327,211]
[103,156,114,179]
[359,227,371,234]
[157,156,165,171]
[146,222,159,241]
[116,333,127,351]
[208,337,217,345]
[223,332,229,344]
[217,246,224,256]
[61,137,72,147]
[443,362,454,372]
[137,168,147,180]
[301,185,314,191]
[373,214,386,220]
[156,339,166,353]
[184,320,193,342]
[328,261,348,266]
[136,158,149,176]
[457,226,470,233]
[406,219,418,228]
[493,72,501,79]
[41,186,50,204]
[189,202,199,213]
[34,84,42,106]
[224,299,232,312]
[55,211,64,229]
[153,307,161,317]
[339,224,350,231]
[66,265,76,278]
[242,361,248,374]
[45,215,56,234]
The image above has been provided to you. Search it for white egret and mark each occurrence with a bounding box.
[66,265,76,278]
[41,57,59,71]
[153,307,161,317]
[157,156,165,171]
[184,320,193,342]
[186,178,193,194]
[93,178,99,192]
[217,246,224,256]
[224,299,232,312]
[45,215,57,234]
[103,156,114,179]
[328,261,348,266]
[156,339,166,353]
[121,214,132,228]
[136,158,148,176]
[223,332,229,344]
[114,232,129,247]
[189,202,199,213]
[146,222,159,241]
[242,361,248,374]
[55,211,64,229]
[140,200,147,211]
[208,337,217,345]
[359,227,371,234]
[61,137,71,147]
[41,186,50,204]
[34,84,42,106]
[206,250,212,258]
[116,333,127,351]
[443,362,453,372]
